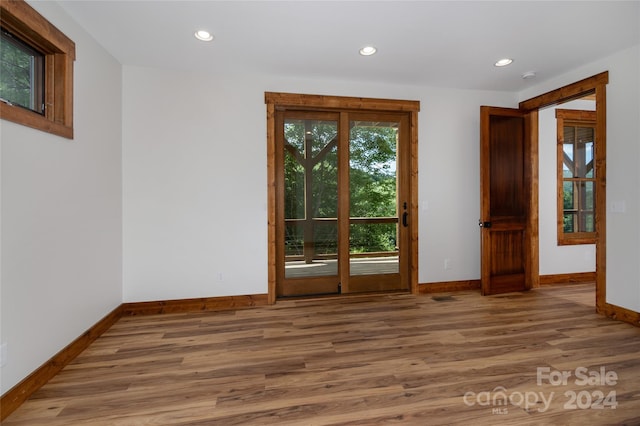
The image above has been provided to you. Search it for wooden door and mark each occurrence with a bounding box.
[275,110,410,298]
[276,111,341,297]
[479,106,534,295]
[343,112,410,294]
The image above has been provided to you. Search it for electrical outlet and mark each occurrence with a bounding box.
[216,272,224,282]
[611,201,626,213]
[444,258,452,270]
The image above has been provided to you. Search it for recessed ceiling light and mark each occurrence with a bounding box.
[494,58,513,67]
[194,30,214,42]
[522,71,536,79]
[359,46,377,56]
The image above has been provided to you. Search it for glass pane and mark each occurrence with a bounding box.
[349,121,399,276]
[564,126,575,145]
[350,223,398,275]
[285,221,338,278]
[349,122,398,217]
[584,213,595,233]
[311,123,338,158]
[563,181,575,210]
[563,213,575,233]
[350,223,397,254]
[284,221,303,257]
[284,118,338,278]
[284,150,304,220]
[284,121,305,154]
[578,181,595,233]
[313,220,338,256]
[0,32,42,112]
[563,180,595,234]
[312,149,338,218]
[576,126,594,144]
[585,141,594,178]
[581,181,594,211]
[575,127,595,178]
[562,143,574,178]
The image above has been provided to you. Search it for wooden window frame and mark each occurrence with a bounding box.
[556,108,597,245]
[0,0,75,139]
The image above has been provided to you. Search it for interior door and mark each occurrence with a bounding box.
[276,110,409,297]
[479,106,534,295]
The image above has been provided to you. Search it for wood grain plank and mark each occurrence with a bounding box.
[4,284,640,425]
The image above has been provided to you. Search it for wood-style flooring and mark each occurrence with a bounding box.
[4,284,640,425]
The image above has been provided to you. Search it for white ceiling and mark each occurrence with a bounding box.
[57,0,640,92]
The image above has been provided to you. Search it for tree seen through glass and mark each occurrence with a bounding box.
[0,30,43,112]
[283,119,398,256]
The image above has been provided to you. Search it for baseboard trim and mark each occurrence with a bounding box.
[539,272,596,285]
[121,294,269,316]
[0,293,269,421]
[418,280,481,293]
[600,302,640,328]
[0,305,123,421]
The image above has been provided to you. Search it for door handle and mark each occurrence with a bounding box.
[478,220,492,228]
[402,212,409,227]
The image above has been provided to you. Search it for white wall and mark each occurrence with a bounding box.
[124,42,640,308]
[0,2,123,393]
[519,44,640,312]
[122,66,517,302]
[538,99,596,275]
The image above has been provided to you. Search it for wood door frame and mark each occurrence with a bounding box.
[265,92,420,304]
[519,71,608,312]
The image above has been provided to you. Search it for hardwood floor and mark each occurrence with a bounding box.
[5,284,640,425]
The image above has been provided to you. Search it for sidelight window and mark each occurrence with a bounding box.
[556,109,596,245]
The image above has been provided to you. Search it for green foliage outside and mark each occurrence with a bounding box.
[563,181,595,233]
[349,125,397,253]
[284,121,398,256]
[0,33,35,110]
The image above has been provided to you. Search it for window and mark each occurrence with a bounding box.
[1,29,45,114]
[0,0,75,139]
[556,109,596,245]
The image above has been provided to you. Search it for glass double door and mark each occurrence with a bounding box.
[276,110,410,297]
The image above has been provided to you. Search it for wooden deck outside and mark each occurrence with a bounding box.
[4,283,640,425]
[285,256,399,278]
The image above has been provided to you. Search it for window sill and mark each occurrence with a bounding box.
[558,236,597,246]
[1,102,73,139]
